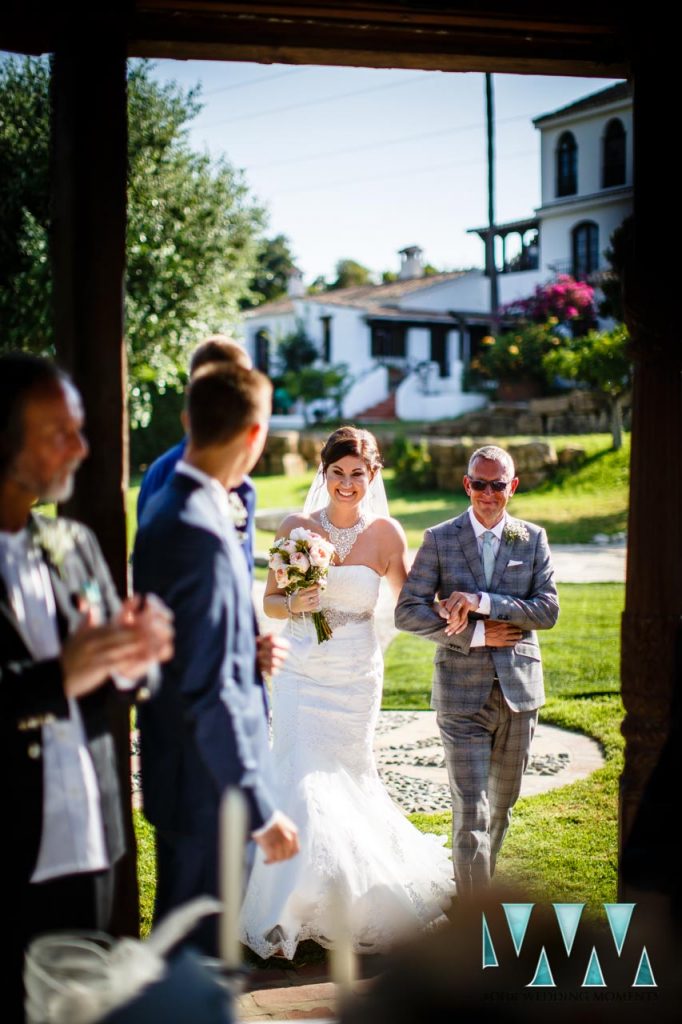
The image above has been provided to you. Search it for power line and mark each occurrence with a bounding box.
[243,112,534,171]
[199,72,433,128]
[269,147,537,196]
[202,68,307,97]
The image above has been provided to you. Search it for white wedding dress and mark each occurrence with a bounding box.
[240,564,455,960]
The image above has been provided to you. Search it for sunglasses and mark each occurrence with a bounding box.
[468,478,510,493]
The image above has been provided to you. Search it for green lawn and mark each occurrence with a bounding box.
[136,582,624,929]
[251,433,629,552]
[127,433,629,555]
[385,582,625,907]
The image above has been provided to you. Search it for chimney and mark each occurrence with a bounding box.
[287,266,305,298]
[398,245,424,280]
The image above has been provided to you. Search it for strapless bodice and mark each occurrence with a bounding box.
[319,564,381,616]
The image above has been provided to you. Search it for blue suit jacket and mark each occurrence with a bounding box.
[133,472,276,834]
[137,438,256,575]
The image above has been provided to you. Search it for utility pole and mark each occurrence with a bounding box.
[485,73,499,331]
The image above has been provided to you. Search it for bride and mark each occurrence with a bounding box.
[240,426,454,960]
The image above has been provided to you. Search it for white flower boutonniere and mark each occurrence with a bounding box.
[35,519,76,577]
[504,520,530,544]
[228,491,248,542]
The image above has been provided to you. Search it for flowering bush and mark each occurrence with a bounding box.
[541,324,631,449]
[473,322,560,387]
[503,275,596,324]
[269,527,336,642]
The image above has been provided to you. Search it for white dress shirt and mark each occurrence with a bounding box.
[467,507,508,647]
[175,459,235,527]
[0,527,109,882]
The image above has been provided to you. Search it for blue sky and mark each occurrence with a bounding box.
[149,60,622,283]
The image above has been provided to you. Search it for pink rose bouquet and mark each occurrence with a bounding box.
[269,527,336,643]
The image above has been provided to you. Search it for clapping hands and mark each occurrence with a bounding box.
[61,593,174,698]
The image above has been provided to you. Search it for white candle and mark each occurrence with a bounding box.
[328,881,356,998]
[219,786,248,970]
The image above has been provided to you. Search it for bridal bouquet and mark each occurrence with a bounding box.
[269,527,336,643]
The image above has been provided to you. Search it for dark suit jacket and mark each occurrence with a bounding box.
[1,513,132,883]
[395,511,559,713]
[132,472,276,835]
[137,437,256,575]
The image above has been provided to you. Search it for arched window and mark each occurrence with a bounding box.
[572,222,599,280]
[602,118,626,187]
[556,131,577,197]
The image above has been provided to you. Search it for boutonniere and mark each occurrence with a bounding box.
[503,520,529,544]
[228,491,248,540]
[34,519,76,578]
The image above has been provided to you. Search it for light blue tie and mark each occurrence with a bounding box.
[482,531,496,588]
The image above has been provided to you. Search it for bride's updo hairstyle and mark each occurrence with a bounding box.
[320,426,383,478]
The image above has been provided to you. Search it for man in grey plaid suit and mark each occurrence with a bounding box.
[395,444,559,895]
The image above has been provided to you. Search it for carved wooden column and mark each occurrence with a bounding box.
[619,33,682,898]
[50,20,138,935]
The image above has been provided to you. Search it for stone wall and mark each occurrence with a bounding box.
[426,438,558,492]
[255,429,574,492]
[426,389,631,438]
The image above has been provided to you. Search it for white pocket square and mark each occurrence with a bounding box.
[507,560,524,567]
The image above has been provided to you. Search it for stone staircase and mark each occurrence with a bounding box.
[355,392,396,420]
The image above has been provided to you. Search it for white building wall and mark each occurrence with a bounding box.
[307,303,372,372]
[540,195,633,273]
[497,269,546,305]
[244,301,374,374]
[396,371,487,421]
[397,271,490,312]
[398,268,546,316]
[406,327,431,363]
[342,364,389,418]
[447,329,461,369]
[242,310,298,370]
[539,102,633,206]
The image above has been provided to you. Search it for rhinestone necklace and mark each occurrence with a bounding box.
[320,507,367,562]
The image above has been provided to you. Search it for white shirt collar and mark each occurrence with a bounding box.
[175,460,232,521]
[468,505,507,540]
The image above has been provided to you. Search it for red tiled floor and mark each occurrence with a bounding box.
[250,982,335,1009]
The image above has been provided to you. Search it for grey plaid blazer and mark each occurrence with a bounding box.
[395,511,559,713]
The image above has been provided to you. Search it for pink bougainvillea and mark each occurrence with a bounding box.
[503,275,596,323]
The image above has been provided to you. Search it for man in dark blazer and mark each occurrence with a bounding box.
[395,444,559,896]
[137,335,257,576]
[0,353,173,1018]
[133,362,298,956]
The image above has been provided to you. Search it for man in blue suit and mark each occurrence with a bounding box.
[133,363,298,955]
[137,336,256,575]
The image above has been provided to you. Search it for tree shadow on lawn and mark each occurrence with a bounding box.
[568,690,622,701]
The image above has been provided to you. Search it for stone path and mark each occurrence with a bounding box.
[373,710,602,814]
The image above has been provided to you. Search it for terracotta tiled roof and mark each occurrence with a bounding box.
[245,270,472,318]
[534,81,632,126]
[364,305,456,322]
[243,295,295,317]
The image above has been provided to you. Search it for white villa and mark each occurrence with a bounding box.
[243,80,632,422]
